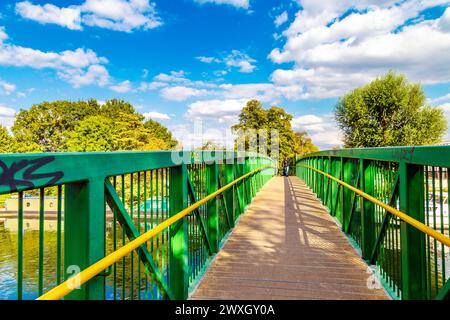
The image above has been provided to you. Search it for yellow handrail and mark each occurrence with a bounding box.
[301,165,450,248]
[37,164,273,300]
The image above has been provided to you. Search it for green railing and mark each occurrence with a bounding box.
[0,151,275,300]
[296,146,450,300]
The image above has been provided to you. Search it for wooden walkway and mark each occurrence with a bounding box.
[191,176,389,300]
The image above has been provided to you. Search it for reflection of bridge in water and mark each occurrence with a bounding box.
[0,148,449,300]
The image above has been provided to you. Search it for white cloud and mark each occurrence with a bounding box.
[154,70,188,83]
[138,81,167,91]
[0,27,110,88]
[270,1,450,99]
[193,0,250,9]
[274,11,288,28]
[16,1,82,30]
[143,111,171,120]
[0,104,17,128]
[223,50,256,73]
[160,86,210,101]
[429,92,450,104]
[0,27,7,43]
[186,98,246,124]
[292,113,342,148]
[58,64,110,88]
[219,82,306,102]
[110,80,132,93]
[196,56,220,63]
[139,70,219,93]
[15,0,162,32]
[0,79,16,95]
[196,50,257,73]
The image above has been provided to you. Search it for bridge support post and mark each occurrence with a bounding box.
[206,160,219,253]
[360,159,375,260]
[399,162,427,300]
[224,154,235,227]
[169,164,189,300]
[64,179,105,300]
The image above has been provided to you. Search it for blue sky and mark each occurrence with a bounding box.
[0,0,450,149]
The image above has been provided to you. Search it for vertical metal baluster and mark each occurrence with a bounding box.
[38,188,45,296]
[156,169,160,299]
[112,176,117,300]
[425,166,431,299]
[130,173,134,299]
[17,191,24,300]
[137,172,141,300]
[432,167,438,296]
[56,185,62,286]
[150,170,154,300]
[143,171,148,299]
[121,174,126,300]
[439,167,445,288]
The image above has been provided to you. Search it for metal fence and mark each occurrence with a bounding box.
[296,146,450,300]
[0,151,275,300]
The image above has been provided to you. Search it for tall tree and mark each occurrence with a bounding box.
[232,100,300,169]
[294,132,319,156]
[335,71,448,147]
[12,100,101,152]
[7,99,178,153]
[0,126,13,153]
[144,119,178,149]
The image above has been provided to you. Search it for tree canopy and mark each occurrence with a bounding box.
[335,71,448,148]
[232,100,319,169]
[294,132,319,156]
[1,99,178,153]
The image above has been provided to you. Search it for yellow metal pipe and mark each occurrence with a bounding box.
[37,164,272,300]
[301,164,450,248]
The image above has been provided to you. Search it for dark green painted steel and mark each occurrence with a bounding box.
[0,151,274,300]
[297,146,450,300]
[64,179,105,300]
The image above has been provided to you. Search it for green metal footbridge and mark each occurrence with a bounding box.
[0,147,449,300]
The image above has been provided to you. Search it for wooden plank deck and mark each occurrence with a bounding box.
[190,176,389,300]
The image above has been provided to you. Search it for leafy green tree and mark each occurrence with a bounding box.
[9,99,178,153]
[12,100,101,151]
[294,132,319,156]
[100,99,137,119]
[0,126,13,153]
[335,71,448,147]
[65,116,115,151]
[232,100,299,170]
[144,119,178,149]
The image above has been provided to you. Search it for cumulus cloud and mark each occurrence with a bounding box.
[193,0,250,9]
[196,56,220,63]
[270,1,450,99]
[274,11,288,28]
[143,111,171,120]
[196,50,257,73]
[139,70,219,94]
[110,80,133,93]
[0,27,110,88]
[0,104,17,128]
[15,0,162,32]
[186,98,247,124]
[16,1,82,30]
[0,79,16,95]
[292,114,342,148]
[160,86,210,101]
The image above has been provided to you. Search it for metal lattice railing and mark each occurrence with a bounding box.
[296,146,450,300]
[0,151,275,300]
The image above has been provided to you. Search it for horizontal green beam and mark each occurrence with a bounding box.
[0,151,272,194]
[300,146,450,168]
